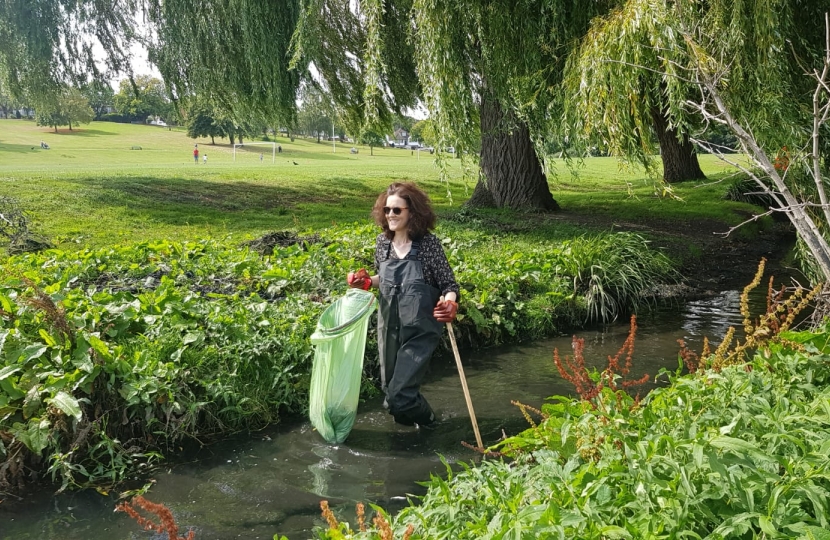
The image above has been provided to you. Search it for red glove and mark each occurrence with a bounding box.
[433,299,458,323]
[347,268,372,290]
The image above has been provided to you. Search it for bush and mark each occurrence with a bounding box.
[349,330,830,539]
[100,113,130,123]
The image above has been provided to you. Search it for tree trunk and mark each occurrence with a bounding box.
[651,107,706,183]
[229,133,235,145]
[468,93,559,210]
[68,119,73,131]
[239,133,244,144]
[210,135,215,144]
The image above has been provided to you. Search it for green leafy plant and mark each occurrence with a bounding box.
[358,285,830,538]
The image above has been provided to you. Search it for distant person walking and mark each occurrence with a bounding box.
[203,154,208,164]
[260,153,264,162]
[193,145,199,164]
[277,145,282,153]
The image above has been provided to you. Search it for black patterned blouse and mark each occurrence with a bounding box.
[374,233,460,300]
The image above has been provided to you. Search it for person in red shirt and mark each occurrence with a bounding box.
[193,144,199,164]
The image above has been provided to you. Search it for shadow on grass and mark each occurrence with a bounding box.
[60,175,378,228]
[48,129,117,137]
[0,143,45,154]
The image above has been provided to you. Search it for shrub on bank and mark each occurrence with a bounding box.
[329,328,830,539]
[0,224,674,492]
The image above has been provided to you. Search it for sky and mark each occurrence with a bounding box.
[108,42,162,90]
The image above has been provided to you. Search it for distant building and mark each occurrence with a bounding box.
[393,128,409,146]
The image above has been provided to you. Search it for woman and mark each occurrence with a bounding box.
[347,182,459,427]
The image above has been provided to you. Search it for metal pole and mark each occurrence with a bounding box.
[446,320,483,449]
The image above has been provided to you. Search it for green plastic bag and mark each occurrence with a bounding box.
[309,288,378,443]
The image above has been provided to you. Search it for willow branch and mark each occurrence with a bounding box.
[690,137,787,210]
[714,208,777,238]
[811,13,830,226]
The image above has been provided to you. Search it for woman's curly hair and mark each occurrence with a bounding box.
[372,182,437,240]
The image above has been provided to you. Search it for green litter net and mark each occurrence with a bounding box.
[309,288,378,443]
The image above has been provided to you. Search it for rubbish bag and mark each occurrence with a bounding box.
[309,288,377,443]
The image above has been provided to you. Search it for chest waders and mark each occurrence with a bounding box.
[378,240,442,426]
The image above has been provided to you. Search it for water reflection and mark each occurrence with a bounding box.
[1,291,755,540]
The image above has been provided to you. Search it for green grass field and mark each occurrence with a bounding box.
[0,118,761,249]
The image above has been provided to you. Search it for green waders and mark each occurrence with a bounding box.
[378,240,442,426]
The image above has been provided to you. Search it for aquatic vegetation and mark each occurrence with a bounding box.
[553,314,649,407]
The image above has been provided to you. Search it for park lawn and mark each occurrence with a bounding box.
[550,155,747,221]
[0,119,469,246]
[0,118,767,250]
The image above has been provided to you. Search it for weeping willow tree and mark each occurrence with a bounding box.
[290,0,420,138]
[146,0,422,143]
[144,0,303,128]
[392,0,616,210]
[562,0,708,182]
[0,0,137,107]
[563,0,828,185]
[566,0,830,280]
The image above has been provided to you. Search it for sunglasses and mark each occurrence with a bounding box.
[383,206,408,215]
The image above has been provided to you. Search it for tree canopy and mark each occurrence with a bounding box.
[146,0,302,129]
[1,0,826,213]
[35,86,94,132]
[564,0,827,174]
[0,0,137,105]
[113,76,173,123]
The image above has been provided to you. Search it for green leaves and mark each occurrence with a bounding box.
[373,344,830,539]
[12,418,51,454]
[47,391,82,422]
[0,364,21,381]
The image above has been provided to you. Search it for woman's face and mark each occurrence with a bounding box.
[385,194,410,234]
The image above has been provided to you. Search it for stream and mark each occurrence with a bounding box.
[0,290,760,540]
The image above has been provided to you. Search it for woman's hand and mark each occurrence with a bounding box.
[347,269,372,290]
[433,299,458,323]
